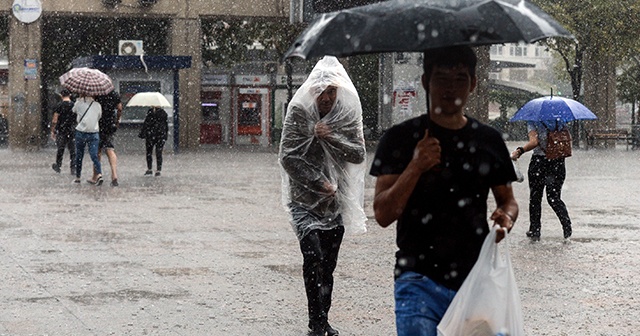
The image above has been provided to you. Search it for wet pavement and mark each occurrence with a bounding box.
[0,142,639,335]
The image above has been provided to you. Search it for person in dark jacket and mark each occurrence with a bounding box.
[139,106,168,176]
[93,90,123,186]
[279,56,367,336]
[50,89,77,174]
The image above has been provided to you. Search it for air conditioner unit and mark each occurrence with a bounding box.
[118,40,144,56]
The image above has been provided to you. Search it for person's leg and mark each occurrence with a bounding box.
[105,148,118,181]
[75,132,86,180]
[527,156,545,238]
[300,229,328,332]
[66,133,76,175]
[394,272,457,336]
[87,133,102,181]
[318,224,344,334]
[145,140,154,173]
[545,159,572,238]
[53,135,65,172]
[155,140,165,173]
[92,146,103,181]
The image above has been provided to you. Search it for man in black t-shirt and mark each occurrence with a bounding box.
[369,46,519,336]
[50,89,76,174]
[93,90,123,186]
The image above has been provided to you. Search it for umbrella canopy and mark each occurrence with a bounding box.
[126,92,171,108]
[284,0,573,60]
[59,67,114,97]
[510,96,597,122]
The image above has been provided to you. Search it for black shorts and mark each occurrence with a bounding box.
[99,133,115,149]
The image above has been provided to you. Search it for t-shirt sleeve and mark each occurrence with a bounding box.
[486,128,518,186]
[369,125,419,176]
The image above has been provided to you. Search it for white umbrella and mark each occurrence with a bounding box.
[126,92,171,107]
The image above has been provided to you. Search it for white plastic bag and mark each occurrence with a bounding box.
[512,159,525,183]
[437,226,524,336]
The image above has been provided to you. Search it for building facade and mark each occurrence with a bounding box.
[3,0,290,150]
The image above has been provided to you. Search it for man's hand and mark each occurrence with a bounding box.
[490,208,514,243]
[50,132,56,141]
[412,130,441,172]
[321,180,337,196]
[314,122,331,139]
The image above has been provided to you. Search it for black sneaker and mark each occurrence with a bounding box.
[52,163,61,173]
[526,231,540,241]
[144,170,153,176]
[111,179,119,187]
[325,323,339,336]
[563,227,572,239]
[155,171,161,177]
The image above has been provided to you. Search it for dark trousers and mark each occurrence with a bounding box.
[528,155,572,236]
[55,131,76,173]
[299,225,345,330]
[145,139,165,171]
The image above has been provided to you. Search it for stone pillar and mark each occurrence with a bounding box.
[170,17,202,150]
[466,46,490,122]
[7,16,42,150]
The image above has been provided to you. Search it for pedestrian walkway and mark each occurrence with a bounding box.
[0,144,639,335]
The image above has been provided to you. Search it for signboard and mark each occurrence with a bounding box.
[202,74,229,85]
[12,0,42,24]
[276,75,308,86]
[23,59,37,79]
[235,75,269,86]
[239,88,268,95]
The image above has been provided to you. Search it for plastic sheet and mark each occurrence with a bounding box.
[279,56,367,239]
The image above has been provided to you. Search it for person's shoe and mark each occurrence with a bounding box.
[155,171,161,177]
[52,163,61,173]
[73,178,81,184]
[144,170,153,176]
[325,323,339,336]
[563,227,572,239]
[110,179,119,187]
[95,175,103,186]
[306,329,325,336]
[526,231,540,242]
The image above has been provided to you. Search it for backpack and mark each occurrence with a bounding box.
[543,123,572,160]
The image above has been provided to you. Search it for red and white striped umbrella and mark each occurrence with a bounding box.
[59,67,114,97]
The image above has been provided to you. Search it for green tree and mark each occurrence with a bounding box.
[532,0,640,101]
[617,58,640,125]
[201,17,305,67]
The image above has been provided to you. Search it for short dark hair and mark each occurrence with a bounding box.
[422,46,477,80]
[60,89,71,97]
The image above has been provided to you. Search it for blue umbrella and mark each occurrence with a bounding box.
[510,96,597,122]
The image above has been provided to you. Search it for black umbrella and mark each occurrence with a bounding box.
[284,0,573,60]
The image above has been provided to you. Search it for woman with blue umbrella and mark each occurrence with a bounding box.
[510,95,597,241]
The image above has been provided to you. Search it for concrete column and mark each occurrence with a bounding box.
[7,16,42,150]
[466,46,490,122]
[170,17,202,150]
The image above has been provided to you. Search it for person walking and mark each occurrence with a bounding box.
[511,120,573,241]
[73,95,103,185]
[279,56,367,336]
[50,89,77,175]
[369,46,519,336]
[93,90,123,186]
[139,106,168,176]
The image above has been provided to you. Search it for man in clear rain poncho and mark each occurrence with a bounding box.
[279,56,367,336]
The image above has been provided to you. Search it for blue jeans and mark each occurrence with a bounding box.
[395,271,457,336]
[75,131,101,178]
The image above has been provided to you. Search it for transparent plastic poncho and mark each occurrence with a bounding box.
[279,56,367,240]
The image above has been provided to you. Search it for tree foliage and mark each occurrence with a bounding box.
[531,0,640,100]
[201,17,305,67]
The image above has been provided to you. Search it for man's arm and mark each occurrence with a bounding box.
[373,130,440,227]
[116,102,123,128]
[50,113,59,140]
[316,120,366,164]
[490,184,519,243]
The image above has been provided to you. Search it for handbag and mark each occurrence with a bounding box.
[437,226,524,336]
[544,124,572,160]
